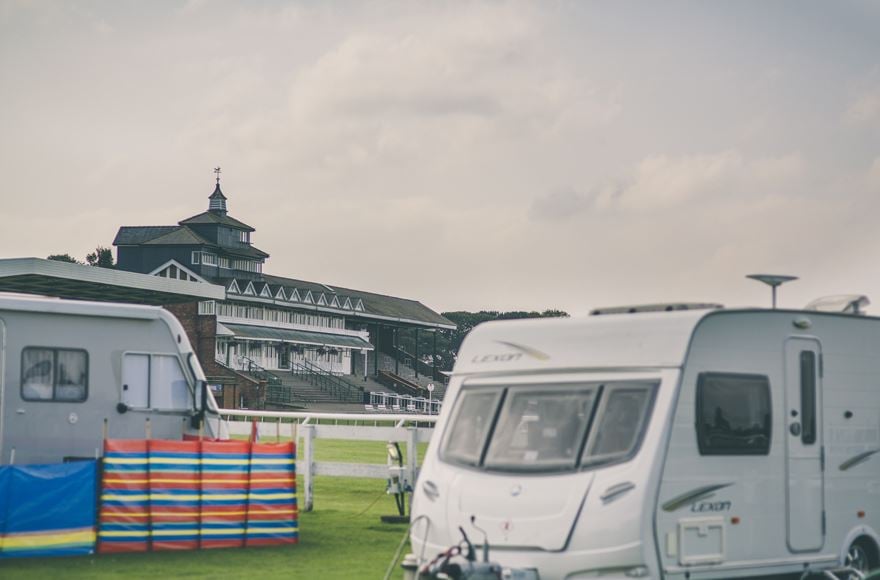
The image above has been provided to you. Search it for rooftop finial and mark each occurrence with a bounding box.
[209,167,228,215]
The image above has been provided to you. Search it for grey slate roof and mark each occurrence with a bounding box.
[179,211,255,232]
[225,244,269,259]
[114,225,268,258]
[260,273,455,328]
[113,226,179,246]
[143,227,214,246]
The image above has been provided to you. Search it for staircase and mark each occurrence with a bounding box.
[376,352,448,399]
[288,361,363,403]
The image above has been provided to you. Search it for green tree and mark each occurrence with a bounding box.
[46,253,80,264]
[423,309,569,373]
[85,246,115,269]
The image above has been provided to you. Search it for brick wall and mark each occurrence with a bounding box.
[163,302,264,410]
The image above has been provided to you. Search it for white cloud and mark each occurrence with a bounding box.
[531,150,807,219]
[869,157,880,191]
[846,87,880,126]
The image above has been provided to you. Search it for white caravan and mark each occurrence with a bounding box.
[0,294,219,465]
[410,305,880,579]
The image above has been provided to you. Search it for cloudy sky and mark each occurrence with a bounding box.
[2,1,879,315]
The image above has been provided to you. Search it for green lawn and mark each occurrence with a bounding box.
[1,439,428,579]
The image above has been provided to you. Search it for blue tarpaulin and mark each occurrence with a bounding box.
[0,461,97,558]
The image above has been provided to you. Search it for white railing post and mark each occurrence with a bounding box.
[302,423,315,512]
[406,426,418,515]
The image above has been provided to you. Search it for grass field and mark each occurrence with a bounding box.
[1,438,428,580]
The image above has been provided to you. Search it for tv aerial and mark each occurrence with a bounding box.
[746,274,798,309]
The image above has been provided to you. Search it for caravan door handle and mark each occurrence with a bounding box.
[789,422,802,436]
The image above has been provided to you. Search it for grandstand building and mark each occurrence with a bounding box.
[111,176,455,410]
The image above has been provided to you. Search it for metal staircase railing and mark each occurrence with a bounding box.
[290,361,362,402]
[236,356,310,409]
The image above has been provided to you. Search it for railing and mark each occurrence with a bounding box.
[238,355,283,387]
[290,361,362,402]
[265,384,312,409]
[365,391,441,415]
[216,409,438,512]
[236,356,312,409]
[377,370,425,398]
[389,345,446,383]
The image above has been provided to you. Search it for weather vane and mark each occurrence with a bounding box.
[214,166,221,184]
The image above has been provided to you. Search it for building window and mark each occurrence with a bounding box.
[198,300,216,315]
[238,231,250,244]
[696,373,772,456]
[233,259,261,273]
[21,347,88,402]
[202,253,218,266]
[219,257,230,269]
[191,251,201,265]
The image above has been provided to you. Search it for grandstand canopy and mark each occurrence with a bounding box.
[0,258,225,305]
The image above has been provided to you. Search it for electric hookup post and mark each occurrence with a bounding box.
[382,441,412,524]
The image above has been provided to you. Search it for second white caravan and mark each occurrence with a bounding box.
[409,305,880,579]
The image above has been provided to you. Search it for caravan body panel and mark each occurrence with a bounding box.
[412,308,880,580]
[0,294,210,465]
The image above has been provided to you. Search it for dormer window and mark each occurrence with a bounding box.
[238,231,250,244]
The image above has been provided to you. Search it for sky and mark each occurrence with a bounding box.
[2,1,879,316]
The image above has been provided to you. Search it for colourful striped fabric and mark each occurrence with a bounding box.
[246,442,298,547]
[201,440,250,549]
[0,461,98,559]
[98,440,150,553]
[149,440,201,551]
[98,438,298,553]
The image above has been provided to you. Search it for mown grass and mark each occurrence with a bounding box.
[1,439,425,579]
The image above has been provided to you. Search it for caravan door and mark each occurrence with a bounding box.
[783,337,825,552]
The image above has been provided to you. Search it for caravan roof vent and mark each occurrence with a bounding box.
[804,295,870,315]
[590,303,723,316]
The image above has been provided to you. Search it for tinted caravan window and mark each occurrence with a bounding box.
[799,351,817,445]
[583,386,654,466]
[21,347,88,402]
[696,373,771,455]
[441,390,502,467]
[484,387,596,472]
[440,381,657,473]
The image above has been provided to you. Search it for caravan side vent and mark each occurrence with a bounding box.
[590,303,723,316]
[804,295,870,315]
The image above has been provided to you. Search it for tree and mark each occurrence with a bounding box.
[85,246,115,269]
[420,309,569,373]
[47,253,80,264]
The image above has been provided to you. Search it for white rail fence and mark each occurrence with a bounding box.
[217,409,437,512]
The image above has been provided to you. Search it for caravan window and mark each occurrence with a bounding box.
[441,390,502,466]
[122,353,192,411]
[799,351,817,445]
[441,381,656,473]
[696,373,771,455]
[21,347,88,402]
[583,386,654,466]
[484,388,596,471]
